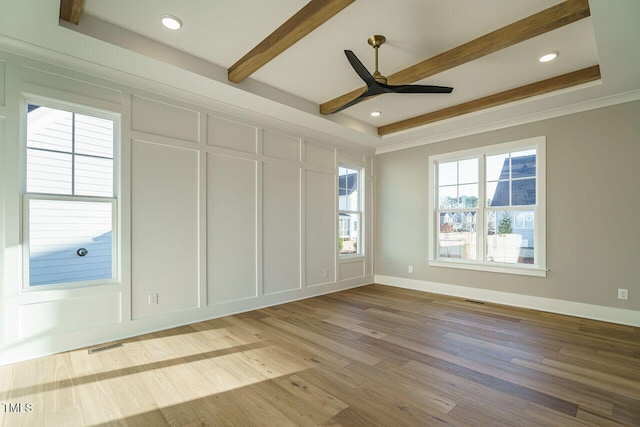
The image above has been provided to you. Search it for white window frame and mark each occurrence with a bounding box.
[21,97,121,289]
[428,136,546,277]
[338,163,363,258]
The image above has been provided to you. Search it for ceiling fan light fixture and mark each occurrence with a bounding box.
[538,51,558,63]
[161,15,183,30]
[370,111,382,117]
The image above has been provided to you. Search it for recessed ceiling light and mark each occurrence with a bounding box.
[161,15,183,30]
[538,52,558,63]
[370,111,382,117]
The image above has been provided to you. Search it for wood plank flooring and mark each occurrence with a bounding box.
[1,284,639,426]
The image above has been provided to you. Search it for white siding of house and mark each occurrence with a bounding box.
[27,198,113,286]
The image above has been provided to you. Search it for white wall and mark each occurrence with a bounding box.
[0,48,374,365]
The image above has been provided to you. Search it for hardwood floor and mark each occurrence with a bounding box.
[1,284,639,426]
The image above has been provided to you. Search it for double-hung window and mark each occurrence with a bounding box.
[23,101,119,287]
[429,136,546,276]
[338,165,362,256]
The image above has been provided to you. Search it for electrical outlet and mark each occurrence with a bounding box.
[323,268,329,278]
[148,293,158,305]
[408,265,413,273]
[617,288,628,300]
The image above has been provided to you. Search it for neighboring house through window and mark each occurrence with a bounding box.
[428,136,546,276]
[23,101,118,287]
[338,165,362,256]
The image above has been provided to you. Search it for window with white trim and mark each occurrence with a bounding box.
[24,102,118,287]
[429,137,546,276]
[338,165,362,256]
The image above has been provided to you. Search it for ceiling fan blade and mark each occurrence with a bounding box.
[344,50,376,86]
[384,84,453,94]
[329,89,374,114]
[332,46,453,114]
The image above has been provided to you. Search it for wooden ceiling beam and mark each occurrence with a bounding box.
[378,65,601,136]
[59,0,85,25]
[229,0,355,84]
[320,0,591,115]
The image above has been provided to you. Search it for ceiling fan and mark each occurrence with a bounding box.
[331,35,453,114]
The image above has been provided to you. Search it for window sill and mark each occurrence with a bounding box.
[428,259,547,277]
[18,280,122,305]
[339,254,365,263]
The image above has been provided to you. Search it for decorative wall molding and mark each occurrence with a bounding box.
[0,46,376,366]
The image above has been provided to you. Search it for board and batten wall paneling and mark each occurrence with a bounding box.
[365,156,374,277]
[207,115,258,154]
[18,292,121,339]
[131,140,200,319]
[305,141,335,169]
[21,66,122,107]
[131,95,200,143]
[0,117,6,330]
[0,60,5,106]
[207,153,257,304]
[262,162,301,294]
[263,130,301,162]
[0,48,377,366]
[339,260,365,281]
[305,170,336,286]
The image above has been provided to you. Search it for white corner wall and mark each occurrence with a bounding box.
[0,48,374,365]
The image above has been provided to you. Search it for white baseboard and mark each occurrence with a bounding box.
[0,276,374,366]
[375,275,640,327]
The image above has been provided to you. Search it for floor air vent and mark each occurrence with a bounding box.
[88,343,123,354]
[464,299,486,305]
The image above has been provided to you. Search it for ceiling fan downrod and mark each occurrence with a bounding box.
[368,35,387,84]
